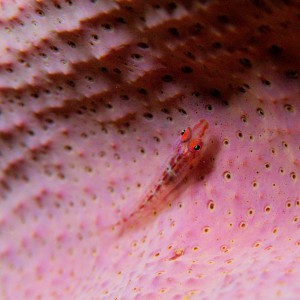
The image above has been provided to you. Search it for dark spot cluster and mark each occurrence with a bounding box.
[284,104,295,113]
[212,42,222,49]
[49,45,59,52]
[168,27,180,37]
[223,139,229,146]
[240,115,248,123]
[178,108,187,115]
[237,84,251,94]
[192,91,201,97]
[205,104,213,112]
[137,87,148,95]
[35,8,46,17]
[137,42,149,49]
[166,2,178,13]
[142,104,188,123]
[252,181,258,188]
[162,74,174,82]
[102,23,113,30]
[268,44,283,56]
[161,108,170,114]
[236,131,243,138]
[207,200,215,210]
[189,22,204,36]
[131,53,143,60]
[67,41,77,48]
[217,15,230,24]
[143,112,153,120]
[258,24,271,33]
[184,51,196,60]
[282,141,288,149]
[64,145,72,151]
[209,88,222,99]
[256,107,264,116]
[181,66,193,74]
[248,208,254,216]
[261,78,271,86]
[285,70,299,79]
[239,58,252,68]
[153,136,160,143]
[290,172,297,182]
[223,171,232,181]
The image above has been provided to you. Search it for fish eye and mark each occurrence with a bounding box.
[188,139,203,153]
[180,127,192,142]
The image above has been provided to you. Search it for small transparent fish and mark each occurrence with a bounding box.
[112,119,209,232]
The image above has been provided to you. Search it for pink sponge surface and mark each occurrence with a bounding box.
[0,1,300,299]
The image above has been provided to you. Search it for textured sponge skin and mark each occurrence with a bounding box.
[0,1,300,299]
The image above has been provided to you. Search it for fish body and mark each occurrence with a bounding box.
[114,119,209,231]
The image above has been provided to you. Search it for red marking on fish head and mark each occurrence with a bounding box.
[191,119,209,139]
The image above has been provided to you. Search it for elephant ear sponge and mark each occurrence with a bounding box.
[0,1,300,300]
